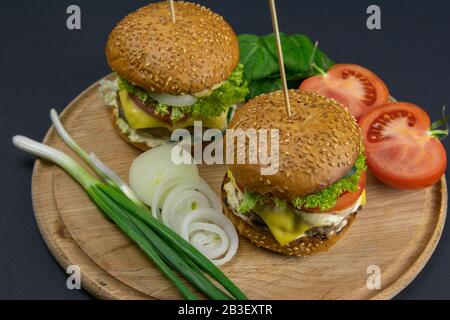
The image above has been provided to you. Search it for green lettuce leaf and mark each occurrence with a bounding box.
[233,152,367,213]
[118,76,152,104]
[187,63,248,119]
[154,103,170,116]
[117,64,248,123]
[274,198,287,210]
[291,152,367,210]
[238,191,264,214]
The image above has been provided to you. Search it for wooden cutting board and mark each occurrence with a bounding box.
[31,77,448,300]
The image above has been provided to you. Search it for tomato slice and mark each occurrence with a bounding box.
[304,171,367,213]
[299,64,389,120]
[130,94,174,123]
[359,102,447,189]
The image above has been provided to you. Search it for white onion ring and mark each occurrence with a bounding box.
[129,145,238,265]
[161,188,210,229]
[180,208,239,266]
[155,177,220,210]
[129,144,198,207]
[150,174,194,219]
[189,222,229,259]
[149,92,197,107]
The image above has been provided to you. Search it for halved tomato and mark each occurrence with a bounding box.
[299,64,389,120]
[305,171,367,213]
[359,102,447,189]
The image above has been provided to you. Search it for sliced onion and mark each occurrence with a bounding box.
[189,222,229,259]
[193,82,224,98]
[161,188,210,230]
[150,174,193,219]
[180,208,239,266]
[129,143,238,265]
[149,92,197,107]
[129,144,198,207]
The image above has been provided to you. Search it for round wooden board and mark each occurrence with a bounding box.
[31,77,448,300]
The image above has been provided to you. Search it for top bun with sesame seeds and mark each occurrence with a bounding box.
[106,1,240,95]
[227,89,362,200]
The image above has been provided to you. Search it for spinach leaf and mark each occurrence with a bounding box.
[248,78,282,99]
[262,33,314,74]
[313,47,334,71]
[287,34,316,73]
[239,34,279,81]
[238,33,334,99]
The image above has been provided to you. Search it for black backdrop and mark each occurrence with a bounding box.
[0,0,449,299]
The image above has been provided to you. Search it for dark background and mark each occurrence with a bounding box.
[0,0,449,299]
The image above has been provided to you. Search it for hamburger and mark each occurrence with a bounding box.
[100,1,247,151]
[222,90,367,256]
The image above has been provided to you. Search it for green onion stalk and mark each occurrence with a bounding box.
[12,111,247,300]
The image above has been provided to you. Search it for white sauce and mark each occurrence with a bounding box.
[223,180,362,233]
[99,78,170,148]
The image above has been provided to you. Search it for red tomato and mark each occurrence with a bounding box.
[300,64,389,120]
[130,94,175,123]
[359,102,447,189]
[305,171,367,213]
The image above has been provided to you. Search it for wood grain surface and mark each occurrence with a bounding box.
[31,77,448,300]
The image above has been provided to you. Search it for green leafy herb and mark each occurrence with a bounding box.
[154,103,170,116]
[170,107,186,122]
[430,106,449,140]
[118,64,248,122]
[273,198,287,210]
[238,33,334,99]
[187,64,248,119]
[239,34,279,81]
[291,152,367,210]
[232,152,366,213]
[238,191,264,214]
[248,78,282,100]
[118,76,152,104]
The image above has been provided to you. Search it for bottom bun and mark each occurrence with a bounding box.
[109,109,153,152]
[221,187,356,257]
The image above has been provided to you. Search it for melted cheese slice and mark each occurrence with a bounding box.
[118,90,227,131]
[254,191,366,246]
[255,206,318,246]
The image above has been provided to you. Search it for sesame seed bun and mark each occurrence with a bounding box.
[221,184,357,257]
[106,1,240,95]
[227,90,361,200]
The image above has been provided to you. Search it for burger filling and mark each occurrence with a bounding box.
[223,158,366,246]
[99,64,248,148]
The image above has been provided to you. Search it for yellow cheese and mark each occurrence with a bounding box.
[227,169,237,187]
[254,189,366,246]
[227,168,366,246]
[255,206,312,246]
[119,90,167,130]
[118,90,227,131]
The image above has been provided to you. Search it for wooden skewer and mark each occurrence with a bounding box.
[168,0,176,23]
[268,0,292,118]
